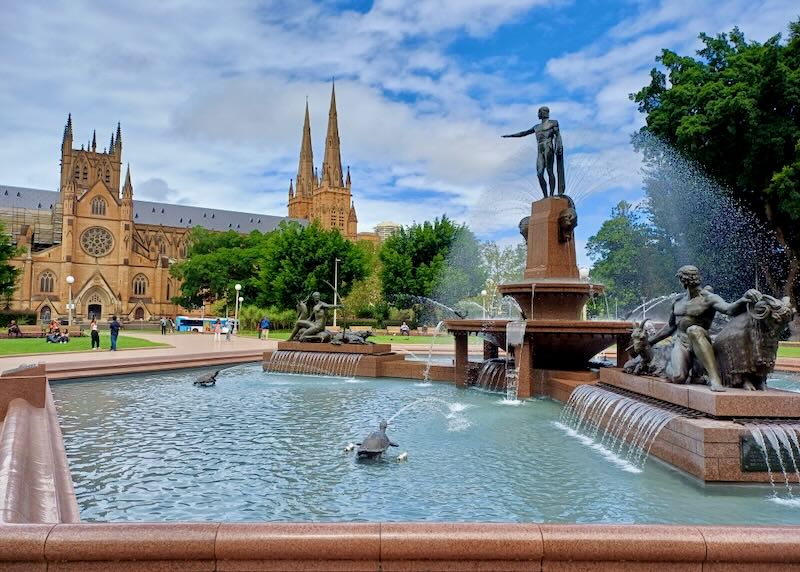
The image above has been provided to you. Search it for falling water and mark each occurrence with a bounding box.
[504,321,526,403]
[557,385,679,472]
[421,321,447,385]
[472,359,507,392]
[265,350,363,378]
[744,422,800,504]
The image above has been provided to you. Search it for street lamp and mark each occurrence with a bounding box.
[333,257,341,328]
[66,275,75,326]
[481,289,487,319]
[234,283,242,334]
[237,296,244,333]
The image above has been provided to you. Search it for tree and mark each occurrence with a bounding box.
[587,201,676,315]
[0,222,22,302]
[630,21,800,313]
[379,215,486,308]
[254,221,368,310]
[170,228,264,309]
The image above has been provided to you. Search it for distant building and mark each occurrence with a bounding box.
[1,116,290,322]
[287,84,360,240]
[375,221,401,241]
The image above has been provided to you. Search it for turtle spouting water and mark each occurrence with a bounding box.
[356,420,398,459]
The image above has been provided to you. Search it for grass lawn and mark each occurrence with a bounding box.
[778,345,800,359]
[0,335,169,356]
[236,329,479,346]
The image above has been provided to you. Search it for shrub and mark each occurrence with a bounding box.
[0,311,37,327]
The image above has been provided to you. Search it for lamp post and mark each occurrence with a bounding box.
[237,296,244,333]
[234,283,242,334]
[333,257,341,328]
[481,289,487,319]
[66,275,75,326]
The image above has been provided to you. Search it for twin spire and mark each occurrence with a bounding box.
[293,83,346,197]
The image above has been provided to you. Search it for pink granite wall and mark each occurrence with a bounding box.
[2,523,800,571]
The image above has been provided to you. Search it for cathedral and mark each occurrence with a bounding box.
[288,84,367,241]
[1,117,288,323]
[1,85,375,324]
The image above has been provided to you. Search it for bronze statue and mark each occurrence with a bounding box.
[502,106,565,198]
[288,291,342,342]
[713,294,793,389]
[646,266,760,392]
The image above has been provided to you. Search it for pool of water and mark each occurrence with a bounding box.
[52,365,800,524]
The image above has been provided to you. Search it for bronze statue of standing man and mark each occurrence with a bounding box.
[503,106,565,198]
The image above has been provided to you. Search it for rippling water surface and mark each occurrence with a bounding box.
[52,365,800,523]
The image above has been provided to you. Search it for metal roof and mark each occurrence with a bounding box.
[0,185,299,233]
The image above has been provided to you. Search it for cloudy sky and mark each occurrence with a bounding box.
[0,0,795,266]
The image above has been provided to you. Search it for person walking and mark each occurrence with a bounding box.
[160,316,167,335]
[90,318,100,350]
[213,318,222,342]
[109,315,121,351]
[169,317,175,334]
[259,316,271,339]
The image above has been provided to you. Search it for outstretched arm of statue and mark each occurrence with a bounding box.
[502,126,536,138]
[712,289,762,316]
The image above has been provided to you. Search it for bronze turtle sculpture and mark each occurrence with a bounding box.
[356,420,398,459]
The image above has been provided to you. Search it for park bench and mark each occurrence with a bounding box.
[387,326,413,336]
[348,325,374,332]
[0,325,45,339]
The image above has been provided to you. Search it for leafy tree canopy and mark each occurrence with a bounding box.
[630,20,800,302]
[171,222,368,312]
[379,215,486,308]
[254,221,368,310]
[587,201,677,314]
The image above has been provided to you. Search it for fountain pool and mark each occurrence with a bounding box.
[52,364,800,524]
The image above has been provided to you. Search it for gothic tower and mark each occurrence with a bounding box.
[288,83,358,240]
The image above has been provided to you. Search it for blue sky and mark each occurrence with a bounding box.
[0,0,795,266]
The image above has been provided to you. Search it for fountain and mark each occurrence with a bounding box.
[447,107,632,396]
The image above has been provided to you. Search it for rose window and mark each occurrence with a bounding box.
[80,227,114,257]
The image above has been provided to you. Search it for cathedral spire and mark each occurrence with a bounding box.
[321,82,343,188]
[63,113,72,141]
[115,122,122,154]
[109,131,115,153]
[296,101,314,197]
[122,163,132,199]
[346,165,351,188]
[91,130,97,152]
[288,178,294,200]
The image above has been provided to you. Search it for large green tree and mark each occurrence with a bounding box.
[379,215,485,308]
[169,228,264,309]
[587,201,676,315]
[254,221,368,309]
[631,21,800,309]
[0,222,22,302]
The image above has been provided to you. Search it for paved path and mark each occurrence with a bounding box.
[0,332,278,373]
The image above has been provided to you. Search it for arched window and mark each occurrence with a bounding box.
[82,166,88,180]
[91,196,106,216]
[132,274,147,296]
[39,271,55,293]
[105,169,110,184]
[166,282,171,300]
[39,306,51,323]
[134,307,145,320]
[159,242,166,255]
[73,165,80,180]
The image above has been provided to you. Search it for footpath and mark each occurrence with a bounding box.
[0,332,796,378]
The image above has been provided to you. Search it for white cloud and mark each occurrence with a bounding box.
[0,0,796,265]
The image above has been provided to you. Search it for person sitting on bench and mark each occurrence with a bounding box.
[7,320,22,338]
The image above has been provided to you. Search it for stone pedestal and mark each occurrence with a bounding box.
[498,196,603,321]
[524,197,578,279]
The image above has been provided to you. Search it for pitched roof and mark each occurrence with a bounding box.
[0,185,300,233]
